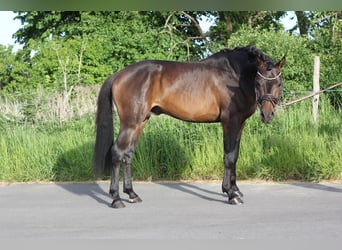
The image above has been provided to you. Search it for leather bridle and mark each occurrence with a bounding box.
[256,71,282,108]
[257,71,282,81]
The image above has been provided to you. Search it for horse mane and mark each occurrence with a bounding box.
[236,46,275,70]
[203,46,275,70]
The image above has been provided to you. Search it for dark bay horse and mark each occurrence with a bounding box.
[94,45,285,208]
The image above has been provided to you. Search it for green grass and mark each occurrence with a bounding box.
[0,117,95,182]
[0,97,341,182]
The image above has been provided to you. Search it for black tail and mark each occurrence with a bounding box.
[93,74,116,177]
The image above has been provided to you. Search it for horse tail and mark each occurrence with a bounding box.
[93,74,116,177]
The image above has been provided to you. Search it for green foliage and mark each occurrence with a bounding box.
[3,11,196,94]
[0,45,31,92]
[207,11,286,50]
[0,116,94,182]
[2,11,340,96]
[308,13,342,108]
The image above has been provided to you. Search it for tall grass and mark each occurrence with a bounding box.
[238,98,342,181]
[0,96,341,182]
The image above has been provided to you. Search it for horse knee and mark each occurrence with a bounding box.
[122,148,134,164]
[111,144,124,165]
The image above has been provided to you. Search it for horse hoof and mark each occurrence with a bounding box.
[228,196,244,205]
[111,199,126,209]
[129,196,142,203]
[234,190,244,198]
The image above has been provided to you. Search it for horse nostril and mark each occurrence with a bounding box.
[260,110,274,123]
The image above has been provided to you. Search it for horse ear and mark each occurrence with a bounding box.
[276,56,286,69]
[256,56,266,71]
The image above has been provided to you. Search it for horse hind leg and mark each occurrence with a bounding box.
[109,121,147,208]
[109,126,137,208]
[109,143,126,208]
[122,121,147,204]
[122,148,142,203]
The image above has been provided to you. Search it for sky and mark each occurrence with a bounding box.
[0,11,298,52]
[0,11,23,51]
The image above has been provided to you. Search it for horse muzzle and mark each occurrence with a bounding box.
[260,109,274,124]
[258,94,278,124]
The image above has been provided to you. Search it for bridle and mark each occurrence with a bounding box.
[256,71,282,108]
[257,71,281,81]
[258,94,279,108]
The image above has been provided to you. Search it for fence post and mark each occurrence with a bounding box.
[312,56,320,125]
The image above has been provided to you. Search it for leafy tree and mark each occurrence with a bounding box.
[308,12,342,108]
[0,45,15,89]
[200,11,286,51]
[9,11,194,93]
[0,45,32,93]
[13,11,82,45]
[3,10,341,106]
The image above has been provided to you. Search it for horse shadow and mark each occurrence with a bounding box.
[57,182,111,206]
[158,182,227,204]
[290,182,342,193]
[53,141,111,206]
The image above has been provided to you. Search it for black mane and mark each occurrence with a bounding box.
[240,46,274,64]
[204,46,275,70]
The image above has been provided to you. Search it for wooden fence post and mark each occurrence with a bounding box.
[312,56,320,125]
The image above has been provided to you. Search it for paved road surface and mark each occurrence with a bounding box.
[0,181,341,239]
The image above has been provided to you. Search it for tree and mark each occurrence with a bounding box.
[9,11,195,92]
[294,11,311,36]
[13,11,82,45]
[204,11,286,49]
[13,11,289,61]
[5,10,341,107]
[0,45,15,89]
[0,45,32,93]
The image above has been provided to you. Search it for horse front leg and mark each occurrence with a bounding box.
[222,121,245,205]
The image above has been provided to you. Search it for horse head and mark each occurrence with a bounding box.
[255,56,285,124]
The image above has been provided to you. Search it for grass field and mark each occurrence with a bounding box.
[0,96,341,182]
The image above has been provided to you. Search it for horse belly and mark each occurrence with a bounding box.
[158,94,220,122]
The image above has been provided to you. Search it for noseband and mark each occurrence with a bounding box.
[257,94,279,107]
[256,71,282,107]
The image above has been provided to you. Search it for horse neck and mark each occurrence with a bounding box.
[238,64,258,107]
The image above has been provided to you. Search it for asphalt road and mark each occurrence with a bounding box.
[0,181,342,239]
